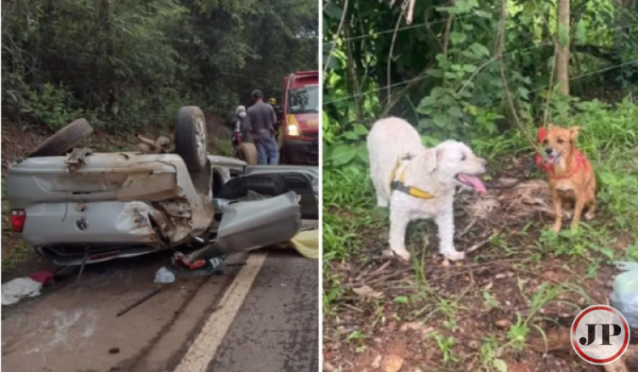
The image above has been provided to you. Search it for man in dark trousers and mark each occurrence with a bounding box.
[245,90,279,164]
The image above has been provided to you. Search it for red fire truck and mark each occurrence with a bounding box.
[280,71,319,165]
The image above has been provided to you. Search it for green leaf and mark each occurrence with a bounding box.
[353,124,368,135]
[458,89,473,98]
[522,1,536,16]
[324,3,343,20]
[463,64,477,73]
[343,131,359,140]
[444,72,457,79]
[394,296,409,304]
[421,135,440,147]
[322,111,331,129]
[430,87,447,98]
[357,150,368,163]
[576,20,587,44]
[558,23,570,48]
[461,50,481,60]
[470,43,490,57]
[433,114,448,127]
[347,330,364,340]
[330,144,356,165]
[450,32,467,45]
[435,54,450,68]
[448,106,463,118]
[493,359,508,372]
[474,10,492,18]
[419,96,438,109]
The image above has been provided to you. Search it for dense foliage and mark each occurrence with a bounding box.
[323,0,638,166]
[1,0,318,130]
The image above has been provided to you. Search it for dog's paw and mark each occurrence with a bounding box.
[584,211,595,221]
[391,248,411,262]
[551,224,562,233]
[443,250,465,261]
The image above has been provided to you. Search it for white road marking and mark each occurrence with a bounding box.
[173,252,268,372]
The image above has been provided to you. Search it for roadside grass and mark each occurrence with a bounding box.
[210,136,234,157]
[322,100,638,370]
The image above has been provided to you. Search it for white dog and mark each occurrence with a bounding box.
[367,117,487,261]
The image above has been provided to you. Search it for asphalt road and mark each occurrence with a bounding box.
[1,249,319,372]
[207,250,319,372]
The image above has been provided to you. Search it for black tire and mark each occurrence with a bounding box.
[236,143,258,165]
[175,106,207,172]
[28,119,93,157]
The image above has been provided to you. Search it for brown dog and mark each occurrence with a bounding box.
[539,124,596,231]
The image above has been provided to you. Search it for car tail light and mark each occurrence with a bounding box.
[10,209,26,233]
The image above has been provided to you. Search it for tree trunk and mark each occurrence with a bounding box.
[556,0,570,95]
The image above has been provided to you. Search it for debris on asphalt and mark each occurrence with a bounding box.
[29,271,55,285]
[2,277,43,305]
[154,267,176,284]
[108,347,120,354]
[116,287,162,317]
[276,229,319,259]
[209,257,224,270]
[171,252,207,270]
[166,256,226,279]
[610,261,638,328]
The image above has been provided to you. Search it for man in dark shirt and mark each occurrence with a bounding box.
[245,90,279,165]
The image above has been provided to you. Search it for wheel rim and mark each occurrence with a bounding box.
[195,117,206,164]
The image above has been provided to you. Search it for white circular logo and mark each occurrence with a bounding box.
[571,305,630,365]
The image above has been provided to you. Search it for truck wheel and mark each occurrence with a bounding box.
[175,106,207,172]
[236,143,257,165]
[28,119,93,157]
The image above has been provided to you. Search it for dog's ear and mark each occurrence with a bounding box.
[422,147,440,173]
[569,126,581,142]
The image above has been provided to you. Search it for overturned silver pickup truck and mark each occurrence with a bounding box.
[6,106,318,266]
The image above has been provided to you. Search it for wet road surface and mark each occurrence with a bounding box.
[1,249,319,372]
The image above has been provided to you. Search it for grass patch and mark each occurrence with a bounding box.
[210,136,234,157]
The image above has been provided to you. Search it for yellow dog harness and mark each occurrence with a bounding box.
[389,153,435,200]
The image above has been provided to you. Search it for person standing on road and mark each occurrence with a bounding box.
[268,97,284,139]
[230,105,248,151]
[245,90,279,165]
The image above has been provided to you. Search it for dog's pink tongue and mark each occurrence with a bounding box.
[459,174,487,194]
